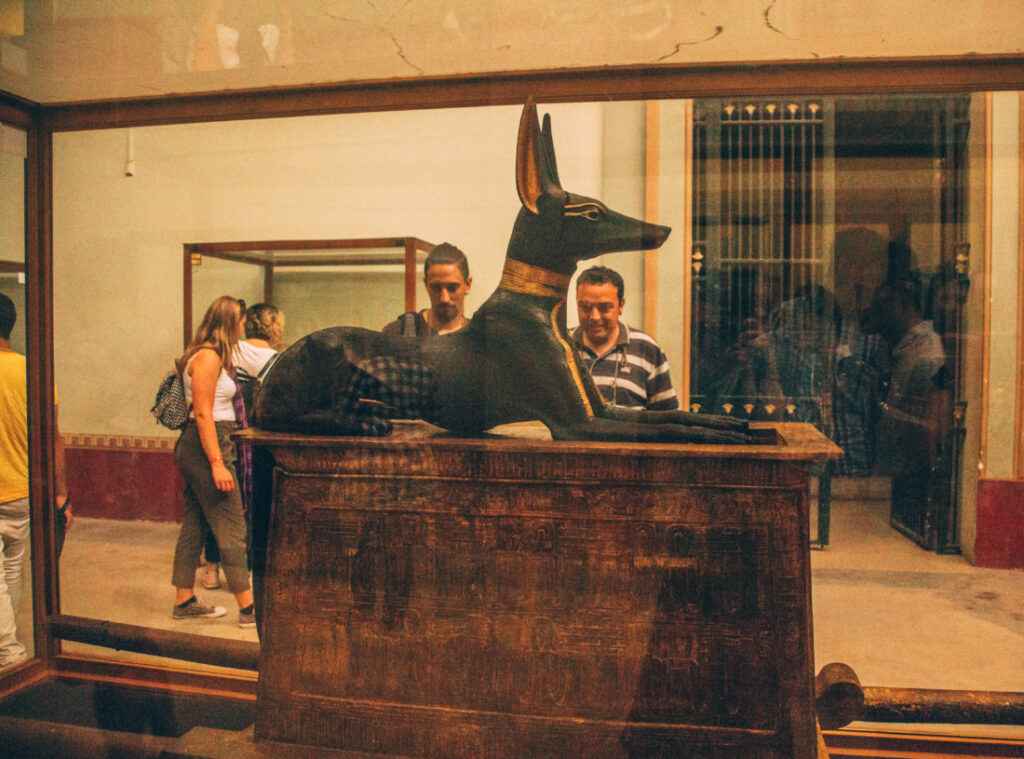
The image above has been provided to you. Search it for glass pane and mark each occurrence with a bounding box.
[46,96,1023,704]
[690,94,971,545]
[50,104,542,674]
[189,244,429,342]
[273,266,406,336]
[0,123,30,676]
[191,256,264,338]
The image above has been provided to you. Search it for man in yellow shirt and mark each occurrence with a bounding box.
[0,293,68,674]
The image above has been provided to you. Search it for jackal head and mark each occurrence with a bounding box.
[507,99,671,276]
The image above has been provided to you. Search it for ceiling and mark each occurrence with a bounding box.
[0,1,1022,105]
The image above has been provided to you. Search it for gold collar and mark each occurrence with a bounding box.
[498,259,571,300]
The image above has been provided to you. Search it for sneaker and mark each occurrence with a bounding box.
[173,596,226,620]
[238,607,256,629]
[201,564,221,590]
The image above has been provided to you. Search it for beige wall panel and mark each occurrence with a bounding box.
[3,0,1024,102]
[653,99,690,394]
[961,95,993,561]
[0,127,24,353]
[590,101,646,334]
[986,92,1022,480]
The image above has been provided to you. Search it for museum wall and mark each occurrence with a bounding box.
[0,127,23,263]
[985,93,1022,482]
[50,101,640,518]
[30,0,1024,553]
[4,0,1023,103]
[970,92,1024,566]
[0,125,24,355]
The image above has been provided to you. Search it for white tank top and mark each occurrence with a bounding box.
[183,350,237,422]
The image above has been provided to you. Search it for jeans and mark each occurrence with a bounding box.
[171,422,250,594]
[0,496,30,663]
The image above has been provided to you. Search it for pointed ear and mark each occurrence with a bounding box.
[541,113,562,190]
[516,100,565,215]
[516,99,543,214]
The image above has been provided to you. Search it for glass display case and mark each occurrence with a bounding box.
[0,12,1022,756]
[185,238,433,346]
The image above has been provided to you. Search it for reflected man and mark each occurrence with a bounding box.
[865,277,951,539]
[832,227,889,477]
[0,293,69,674]
[572,265,678,410]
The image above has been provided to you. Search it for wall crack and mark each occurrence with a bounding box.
[763,0,792,38]
[654,26,724,62]
[388,31,424,74]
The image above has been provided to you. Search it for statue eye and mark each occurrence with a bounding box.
[566,204,603,221]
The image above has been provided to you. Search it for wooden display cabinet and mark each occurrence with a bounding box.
[244,422,841,759]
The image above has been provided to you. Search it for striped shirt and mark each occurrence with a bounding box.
[572,323,679,411]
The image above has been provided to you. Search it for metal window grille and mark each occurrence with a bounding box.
[690,99,831,425]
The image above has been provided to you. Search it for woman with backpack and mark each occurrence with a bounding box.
[171,295,255,628]
[200,303,283,591]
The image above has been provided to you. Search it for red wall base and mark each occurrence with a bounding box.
[65,436,183,522]
[61,442,1024,565]
[975,478,1024,568]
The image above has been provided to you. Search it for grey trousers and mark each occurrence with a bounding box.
[0,497,29,663]
[171,421,250,594]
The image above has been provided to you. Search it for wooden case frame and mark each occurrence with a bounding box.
[183,237,433,348]
[2,54,1024,753]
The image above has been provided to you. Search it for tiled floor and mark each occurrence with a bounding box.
[15,488,1024,698]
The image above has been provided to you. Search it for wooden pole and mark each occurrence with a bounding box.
[49,614,259,671]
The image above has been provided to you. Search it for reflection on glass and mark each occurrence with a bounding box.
[45,97,1024,696]
[690,94,971,551]
[0,123,31,676]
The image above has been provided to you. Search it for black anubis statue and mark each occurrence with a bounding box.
[253,100,749,444]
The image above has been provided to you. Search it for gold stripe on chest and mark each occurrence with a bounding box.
[550,301,594,417]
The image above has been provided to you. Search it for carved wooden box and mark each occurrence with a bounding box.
[244,423,839,758]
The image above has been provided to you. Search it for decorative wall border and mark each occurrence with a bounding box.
[64,433,176,451]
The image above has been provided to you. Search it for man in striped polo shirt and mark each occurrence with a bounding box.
[571,266,679,411]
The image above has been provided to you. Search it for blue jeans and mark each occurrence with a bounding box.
[0,496,29,664]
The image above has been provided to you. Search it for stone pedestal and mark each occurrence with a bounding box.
[242,422,840,758]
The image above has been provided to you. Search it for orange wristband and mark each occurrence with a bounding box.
[209,456,222,464]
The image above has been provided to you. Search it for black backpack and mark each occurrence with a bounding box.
[235,355,277,416]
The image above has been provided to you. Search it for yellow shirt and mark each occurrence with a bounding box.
[0,351,29,502]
